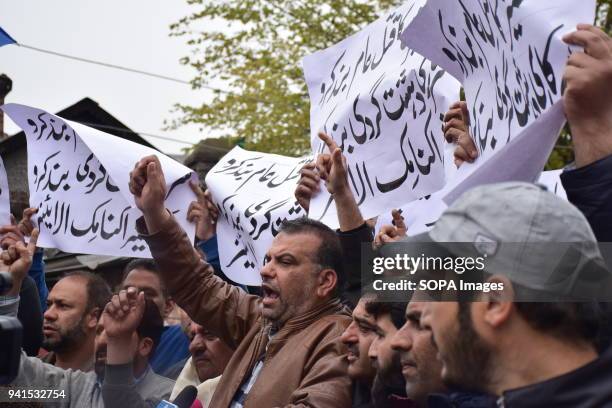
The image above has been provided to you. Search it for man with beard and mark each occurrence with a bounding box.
[365,300,411,408]
[405,182,612,406]
[340,294,378,407]
[129,155,351,407]
[41,272,111,371]
[1,232,174,407]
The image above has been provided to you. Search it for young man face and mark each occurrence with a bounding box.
[260,231,335,325]
[121,268,173,318]
[340,296,378,384]
[368,311,405,391]
[93,314,154,379]
[43,275,94,352]
[390,301,445,404]
[420,301,493,392]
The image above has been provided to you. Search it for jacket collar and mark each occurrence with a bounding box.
[266,297,349,335]
[499,346,612,407]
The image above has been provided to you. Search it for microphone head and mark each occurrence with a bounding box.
[172,385,198,408]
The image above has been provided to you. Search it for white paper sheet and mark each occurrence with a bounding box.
[401,0,594,177]
[205,147,310,286]
[1,103,196,257]
[0,154,10,227]
[303,0,461,229]
[537,169,567,200]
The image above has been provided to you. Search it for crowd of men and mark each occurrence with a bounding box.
[0,22,612,408]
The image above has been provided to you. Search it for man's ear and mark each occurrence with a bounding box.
[137,337,154,359]
[475,275,515,329]
[85,308,101,331]
[164,297,175,318]
[316,269,338,298]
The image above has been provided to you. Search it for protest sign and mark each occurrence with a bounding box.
[400,0,595,201]
[1,103,196,257]
[206,147,310,285]
[303,0,461,228]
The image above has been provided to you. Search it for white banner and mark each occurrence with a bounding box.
[400,0,595,202]
[1,103,196,257]
[206,147,310,285]
[303,0,461,228]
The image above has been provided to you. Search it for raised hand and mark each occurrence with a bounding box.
[0,208,38,250]
[563,24,612,168]
[373,210,407,249]
[295,162,320,213]
[102,287,145,339]
[128,155,167,216]
[187,180,216,241]
[316,132,350,196]
[443,101,479,168]
[1,229,39,296]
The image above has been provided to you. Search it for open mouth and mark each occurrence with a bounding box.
[261,284,280,306]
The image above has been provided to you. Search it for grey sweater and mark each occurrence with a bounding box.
[1,295,174,407]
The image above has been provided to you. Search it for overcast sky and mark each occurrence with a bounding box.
[1,0,216,154]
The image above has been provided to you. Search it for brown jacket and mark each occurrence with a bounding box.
[138,215,352,408]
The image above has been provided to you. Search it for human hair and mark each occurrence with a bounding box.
[137,297,164,356]
[64,271,111,319]
[278,217,345,295]
[365,300,408,329]
[122,258,167,298]
[458,299,604,347]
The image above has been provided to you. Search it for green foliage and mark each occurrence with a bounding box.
[172,0,612,167]
[170,0,399,156]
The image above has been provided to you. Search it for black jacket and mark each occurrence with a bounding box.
[561,155,612,242]
[498,346,612,407]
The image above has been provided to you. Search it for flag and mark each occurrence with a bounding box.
[0,27,16,47]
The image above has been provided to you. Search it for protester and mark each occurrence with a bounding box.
[0,229,175,407]
[340,294,378,407]
[41,271,111,372]
[365,300,410,408]
[397,182,612,407]
[120,258,190,375]
[0,208,47,312]
[169,322,234,407]
[100,287,176,408]
[128,155,352,407]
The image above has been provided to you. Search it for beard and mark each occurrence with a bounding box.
[376,352,406,394]
[441,302,493,392]
[42,317,87,353]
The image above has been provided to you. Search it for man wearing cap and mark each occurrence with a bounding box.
[394,182,612,407]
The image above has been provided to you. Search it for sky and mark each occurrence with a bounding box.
[1,0,217,154]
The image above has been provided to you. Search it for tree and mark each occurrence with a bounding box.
[170,0,399,156]
[171,0,612,165]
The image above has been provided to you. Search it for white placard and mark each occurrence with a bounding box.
[1,103,196,257]
[206,147,310,285]
[400,0,595,201]
[303,0,461,228]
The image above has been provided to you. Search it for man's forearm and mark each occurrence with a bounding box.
[107,336,137,365]
[570,122,612,168]
[143,208,172,236]
[334,189,364,232]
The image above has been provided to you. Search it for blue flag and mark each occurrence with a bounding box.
[0,27,16,47]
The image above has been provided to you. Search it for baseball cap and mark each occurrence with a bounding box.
[381,182,612,301]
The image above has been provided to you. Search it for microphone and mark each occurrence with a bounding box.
[155,385,198,408]
[173,386,198,408]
